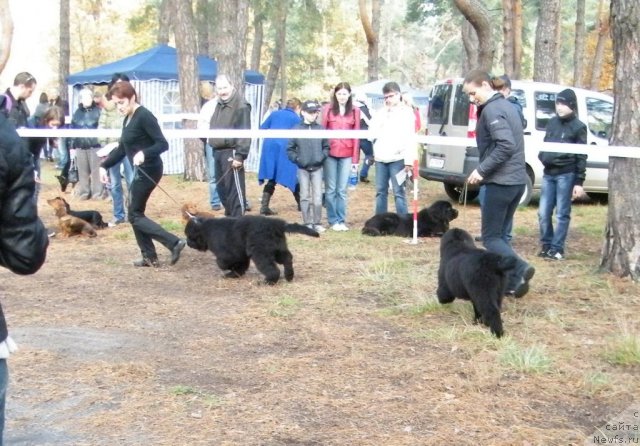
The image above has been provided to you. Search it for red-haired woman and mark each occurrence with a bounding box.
[99,81,185,267]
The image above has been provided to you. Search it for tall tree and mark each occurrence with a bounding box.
[461,20,479,73]
[502,0,523,78]
[195,0,209,56]
[213,0,249,96]
[600,0,640,280]
[359,0,381,81]
[250,0,267,71]
[0,0,13,74]
[158,0,172,45]
[172,0,204,181]
[262,0,287,111]
[59,0,70,105]
[452,0,494,71]
[590,0,610,90]
[573,0,586,87]
[533,0,560,82]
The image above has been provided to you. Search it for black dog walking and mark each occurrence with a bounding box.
[437,228,516,337]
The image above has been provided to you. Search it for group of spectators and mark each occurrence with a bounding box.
[0,68,589,444]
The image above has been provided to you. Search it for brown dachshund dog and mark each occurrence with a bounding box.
[47,198,97,237]
[181,202,217,225]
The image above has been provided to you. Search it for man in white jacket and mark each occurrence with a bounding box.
[369,81,417,215]
[198,95,223,210]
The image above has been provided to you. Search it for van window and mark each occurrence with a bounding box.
[452,84,471,126]
[534,91,557,130]
[427,84,452,125]
[586,97,613,139]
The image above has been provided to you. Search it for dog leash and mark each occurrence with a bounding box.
[134,166,198,219]
[459,180,469,229]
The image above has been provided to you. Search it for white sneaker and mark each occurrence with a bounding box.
[331,223,343,231]
[313,224,326,233]
[338,223,349,231]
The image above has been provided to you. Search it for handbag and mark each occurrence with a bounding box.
[68,158,79,184]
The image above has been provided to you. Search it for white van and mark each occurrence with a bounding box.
[419,78,614,205]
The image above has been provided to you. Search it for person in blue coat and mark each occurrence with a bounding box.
[258,98,302,215]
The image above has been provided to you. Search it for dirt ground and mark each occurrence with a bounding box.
[1,162,638,445]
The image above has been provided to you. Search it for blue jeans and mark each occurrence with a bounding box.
[375,159,408,215]
[538,172,575,254]
[481,183,529,289]
[56,138,68,169]
[205,144,222,208]
[110,157,134,222]
[0,358,7,444]
[479,185,513,242]
[323,156,351,225]
[359,139,373,179]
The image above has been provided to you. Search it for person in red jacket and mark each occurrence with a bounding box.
[321,82,360,231]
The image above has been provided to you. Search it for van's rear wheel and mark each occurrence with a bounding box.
[444,183,479,203]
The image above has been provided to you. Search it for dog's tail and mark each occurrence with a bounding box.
[285,223,320,238]
[361,226,381,236]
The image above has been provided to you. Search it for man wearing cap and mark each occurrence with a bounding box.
[286,100,329,232]
[537,88,588,261]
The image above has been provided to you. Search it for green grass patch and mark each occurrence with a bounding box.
[159,219,183,232]
[498,341,552,373]
[268,295,300,318]
[113,232,131,241]
[582,371,611,395]
[604,333,640,366]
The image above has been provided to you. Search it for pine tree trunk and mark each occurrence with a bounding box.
[359,0,381,82]
[590,0,609,91]
[215,0,249,97]
[573,0,586,87]
[262,1,286,112]
[533,0,560,82]
[195,0,209,56]
[600,0,640,280]
[250,8,265,71]
[158,0,172,45]
[502,0,514,76]
[512,0,523,78]
[59,0,70,105]
[173,0,205,181]
[452,0,495,71]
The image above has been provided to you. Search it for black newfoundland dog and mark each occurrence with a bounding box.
[362,200,458,237]
[437,228,517,338]
[185,215,319,284]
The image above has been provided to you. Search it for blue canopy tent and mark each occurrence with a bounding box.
[66,44,265,173]
[67,44,265,85]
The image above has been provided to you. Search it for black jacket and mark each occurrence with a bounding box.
[539,113,588,185]
[287,122,329,171]
[207,91,252,161]
[71,104,101,149]
[2,89,30,129]
[0,106,49,342]
[475,93,528,186]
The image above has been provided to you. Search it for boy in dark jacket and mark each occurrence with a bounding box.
[537,88,588,260]
[0,96,49,442]
[287,100,329,232]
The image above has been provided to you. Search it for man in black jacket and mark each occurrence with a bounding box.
[207,75,252,217]
[3,72,37,129]
[0,95,49,443]
[537,88,588,260]
[463,70,535,298]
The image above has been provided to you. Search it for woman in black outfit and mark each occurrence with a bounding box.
[99,81,185,267]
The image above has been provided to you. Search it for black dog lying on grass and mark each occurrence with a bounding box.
[185,215,319,284]
[362,200,458,237]
[436,228,517,338]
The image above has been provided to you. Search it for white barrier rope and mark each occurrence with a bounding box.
[17,128,640,159]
